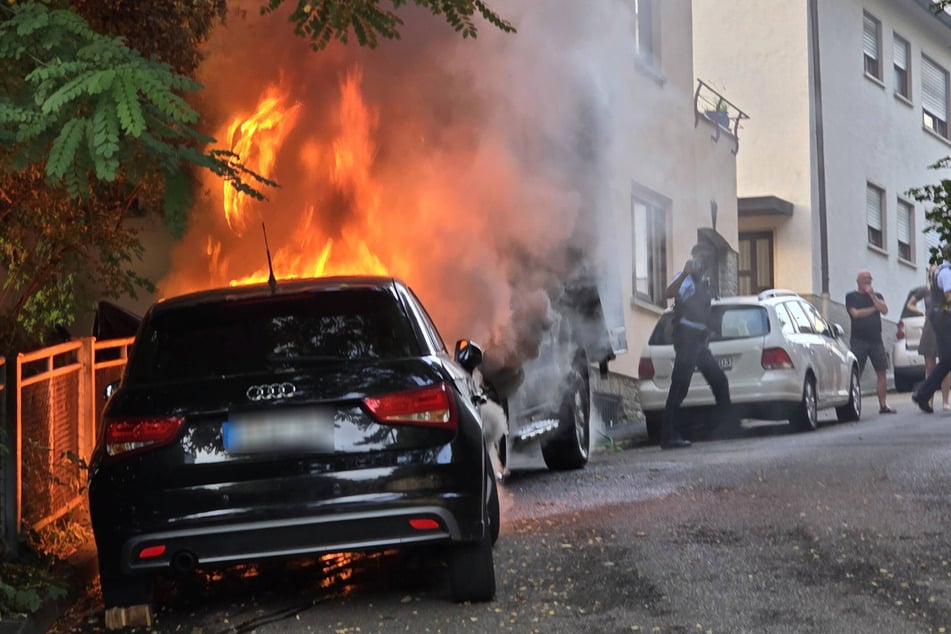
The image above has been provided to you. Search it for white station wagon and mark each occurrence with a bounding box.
[637,290,862,442]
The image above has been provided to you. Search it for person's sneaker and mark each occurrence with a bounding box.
[661,437,692,450]
[912,391,934,414]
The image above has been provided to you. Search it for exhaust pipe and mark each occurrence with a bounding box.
[171,550,197,573]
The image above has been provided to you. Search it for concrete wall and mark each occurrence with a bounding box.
[693,0,815,295]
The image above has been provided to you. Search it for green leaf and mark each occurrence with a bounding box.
[47,117,87,179]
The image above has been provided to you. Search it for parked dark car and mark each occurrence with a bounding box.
[87,276,498,613]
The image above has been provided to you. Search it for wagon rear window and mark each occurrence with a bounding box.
[648,305,769,345]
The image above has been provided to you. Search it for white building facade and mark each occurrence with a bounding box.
[608,0,741,382]
[693,0,951,348]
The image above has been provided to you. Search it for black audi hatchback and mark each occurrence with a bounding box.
[88,276,498,613]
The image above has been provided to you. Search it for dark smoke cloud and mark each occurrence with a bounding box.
[160,0,629,370]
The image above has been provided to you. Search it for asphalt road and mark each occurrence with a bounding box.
[52,393,951,633]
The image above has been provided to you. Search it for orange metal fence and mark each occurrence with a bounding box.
[1,355,10,550]
[15,337,133,533]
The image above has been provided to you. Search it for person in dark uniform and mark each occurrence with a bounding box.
[660,245,733,450]
[914,245,951,413]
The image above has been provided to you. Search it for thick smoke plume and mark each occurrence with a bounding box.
[160,0,630,370]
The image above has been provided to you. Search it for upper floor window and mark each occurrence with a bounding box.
[635,0,659,69]
[866,182,885,249]
[897,198,914,262]
[863,12,882,80]
[632,195,668,308]
[894,33,911,99]
[922,54,949,137]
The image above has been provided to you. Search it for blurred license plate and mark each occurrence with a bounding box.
[223,408,334,454]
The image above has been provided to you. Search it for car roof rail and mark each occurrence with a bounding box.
[757,288,800,301]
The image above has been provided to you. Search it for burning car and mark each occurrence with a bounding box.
[478,271,620,475]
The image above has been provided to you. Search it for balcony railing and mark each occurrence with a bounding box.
[694,79,749,154]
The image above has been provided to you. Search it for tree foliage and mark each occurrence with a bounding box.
[0,2,273,351]
[0,0,512,352]
[907,157,951,264]
[262,0,514,50]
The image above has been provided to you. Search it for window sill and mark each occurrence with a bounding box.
[898,256,918,270]
[922,124,951,148]
[894,92,913,107]
[864,72,886,89]
[630,294,667,315]
[635,56,666,87]
[867,243,888,257]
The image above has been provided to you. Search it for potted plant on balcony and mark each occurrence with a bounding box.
[705,101,730,130]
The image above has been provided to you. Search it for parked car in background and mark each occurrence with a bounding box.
[638,290,861,442]
[892,288,927,393]
[88,276,499,618]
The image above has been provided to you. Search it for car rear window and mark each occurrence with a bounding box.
[127,289,422,382]
[648,305,769,345]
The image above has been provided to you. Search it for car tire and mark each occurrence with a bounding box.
[644,411,662,444]
[835,367,862,422]
[447,532,496,602]
[99,572,154,610]
[541,364,590,471]
[790,375,818,432]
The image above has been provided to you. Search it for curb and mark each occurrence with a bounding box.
[0,543,98,634]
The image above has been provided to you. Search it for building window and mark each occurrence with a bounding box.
[897,199,914,262]
[922,54,949,137]
[632,196,668,308]
[926,220,941,262]
[863,12,882,80]
[738,232,774,295]
[866,183,885,249]
[894,34,910,99]
[635,0,659,68]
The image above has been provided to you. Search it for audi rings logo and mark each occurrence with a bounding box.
[246,382,297,401]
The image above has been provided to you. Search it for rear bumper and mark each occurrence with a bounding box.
[639,370,803,416]
[90,454,487,578]
[117,505,463,574]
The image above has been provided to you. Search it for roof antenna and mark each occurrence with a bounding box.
[262,222,277,295]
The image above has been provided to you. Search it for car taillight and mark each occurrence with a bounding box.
[896,320,905,340]
[363,382,457,428]
[103,416,184,460]
[761,347,794,370]
[638,358,655,380]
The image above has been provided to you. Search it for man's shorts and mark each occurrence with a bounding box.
[850,338,888,372]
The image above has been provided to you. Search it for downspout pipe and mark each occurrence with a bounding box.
[809,0,831,302]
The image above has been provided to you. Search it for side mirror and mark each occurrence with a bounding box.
[453,339,484,373]
[833,323,845,338]
[103,380,120,402]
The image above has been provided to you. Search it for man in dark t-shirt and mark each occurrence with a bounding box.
[845,269,894,414]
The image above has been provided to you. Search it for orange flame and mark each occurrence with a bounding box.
[223,85,301,236]
[196,69,390,290]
